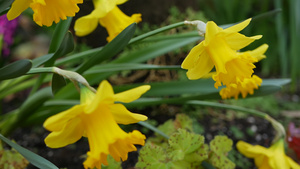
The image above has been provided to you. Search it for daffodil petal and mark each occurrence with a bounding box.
[204,21,223,46]
[116,0,128,5]
[224,18,252,33]
[74,14,99,36]
[87,80,114,114]
[246,44,269,61]
[236,141,270,158]
[186,50,214,80]
[92,0,118,17]
[30,0,83,26]
[225,33,262,50]
[43,105,84,131]
[181,42,205,69]
[7,0,31,20]
[44,117,84,148]
[114,85,150,103]
[286,156,300,169]
[110,104,147,124]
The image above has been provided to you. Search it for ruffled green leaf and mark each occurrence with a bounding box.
[209,136,235,169]
[136,143,176,169]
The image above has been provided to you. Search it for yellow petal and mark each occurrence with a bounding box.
[7,0,31,20]
[87,80,114,114]
[246,44,269,61]
[204,21,223,46]
[116,0,128,5]
[110,104,147,124]
[43,105,84,131]
[286,156,300,169]
[81,105,145,169]
[186,50,214,80]
[30,0,83,26]
[236,141,270,158]
[99,7,142,42]
[92,0,118,17]
[224,18,251,33]
[181,42,205,69]
[225,33,262,50]
[114,85,150,103]
[74,14,99,36]
[44,117,84,148]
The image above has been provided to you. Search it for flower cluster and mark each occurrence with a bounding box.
[44,80,150,168]
[182,19,268,99]
[74,0,142,42]
[0,14,18,57]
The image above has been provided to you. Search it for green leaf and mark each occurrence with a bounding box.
[48,17,72,53]
[76,23,137,74]
[174,114,194,132]
[84,64,180,75]
[0,0,13,14]
[0,141,29,168]
[102,155,121,169]
[1,87,53,135]
[168,129,207,162]
[0,59,32,81]
[209,136,235,169]
[51,73,66,95]
[0,134,58,169]
[48,31,75,64]
[136,143,175,169]
[113,36,201,64]
[33,31,74,67]
[32,53,54,67]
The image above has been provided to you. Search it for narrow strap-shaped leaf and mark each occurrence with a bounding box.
[0,0,13,14]
[0,59,32,81]
[75,23,137,74]
[48,17,72,53]
[0,134,59,169]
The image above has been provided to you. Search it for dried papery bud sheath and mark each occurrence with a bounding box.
[53,67,96,93]
[184,20,206,36]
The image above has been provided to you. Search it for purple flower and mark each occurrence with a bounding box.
[0,14,18,57]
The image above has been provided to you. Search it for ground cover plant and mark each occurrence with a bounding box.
[0,0,299,169]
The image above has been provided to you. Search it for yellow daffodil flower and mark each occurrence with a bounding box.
[43,80,150,169]
[219,44,269,99]
[182,18,268,99]
[237,139,300,169]
[74,0,142,42]
[7,0,83,26]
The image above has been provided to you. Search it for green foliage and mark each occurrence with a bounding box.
[137,114,235,169]
[0,59,32,81]
[208,136,235,169]
[0,134,58,169]
[102,155,122,169]
[0,141,29,169]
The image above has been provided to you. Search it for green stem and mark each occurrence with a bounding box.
[26,67,55,74]
[186,100,286,142]
[186,100,268,119]
[128,21,186,44]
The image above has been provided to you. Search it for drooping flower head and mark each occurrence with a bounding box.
[7,0,83,26]
[237,139,300,169]
[182,19,268,99]
[0,14,18,57]
[219,44,268,99]
[74,0,142,42]
[44,80,150,169]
